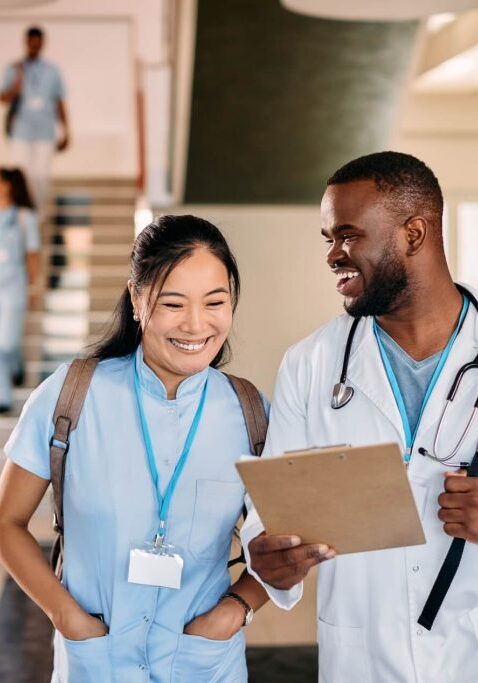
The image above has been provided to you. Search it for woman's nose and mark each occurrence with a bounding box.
[180,306,204,333]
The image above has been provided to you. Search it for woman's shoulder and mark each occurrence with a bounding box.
[208,367,269,411]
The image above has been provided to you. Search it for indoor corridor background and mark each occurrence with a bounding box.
[1,1,478,681]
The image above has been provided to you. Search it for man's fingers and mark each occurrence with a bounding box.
[438,507,465,524]
[444,476,475,493]
[249,533,302,554]
[438,492,468,509]
[443,522,466,539]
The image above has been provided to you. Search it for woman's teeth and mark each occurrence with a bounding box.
[170,339,207,351]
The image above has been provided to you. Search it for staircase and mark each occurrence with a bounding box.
[0,178,137,543]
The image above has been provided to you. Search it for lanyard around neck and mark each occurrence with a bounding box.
[373,296,470,463]
[133,364,208,539]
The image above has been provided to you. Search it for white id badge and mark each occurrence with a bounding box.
[128,542,183,589]
[27,96,45,111]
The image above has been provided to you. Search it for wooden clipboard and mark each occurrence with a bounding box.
[236,442,426,555]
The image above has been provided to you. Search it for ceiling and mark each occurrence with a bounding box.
[281,0,478,20]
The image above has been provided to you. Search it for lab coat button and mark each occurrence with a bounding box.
[412,565,419,572]
[416,628,423,636]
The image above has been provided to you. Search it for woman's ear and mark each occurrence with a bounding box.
[404,216,427,256]
[127,280,140,320]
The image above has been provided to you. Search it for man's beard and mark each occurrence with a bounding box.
[344,246,412,318]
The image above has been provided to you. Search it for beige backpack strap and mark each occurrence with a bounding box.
[225,374,268,457]
[50,358,98,537]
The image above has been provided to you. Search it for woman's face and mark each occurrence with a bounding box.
[130,247,233,396]
[0,177,12,204]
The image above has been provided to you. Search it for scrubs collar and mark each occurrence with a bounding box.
[134,344,209,401]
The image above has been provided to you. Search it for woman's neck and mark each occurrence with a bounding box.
[0,198,13,210]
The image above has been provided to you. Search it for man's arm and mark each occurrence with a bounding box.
[56,99,69,151]
[0,63,22,104]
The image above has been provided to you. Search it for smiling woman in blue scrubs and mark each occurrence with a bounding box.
[0,215,269,683]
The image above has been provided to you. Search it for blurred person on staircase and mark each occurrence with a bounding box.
[0,25,69,222]
[0,167,40,412]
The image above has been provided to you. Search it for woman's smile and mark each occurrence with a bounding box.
[169,337,210,353]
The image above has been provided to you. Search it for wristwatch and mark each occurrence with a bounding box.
[220,591,254,626]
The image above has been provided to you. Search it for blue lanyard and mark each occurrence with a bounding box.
[373,297,470,464]
[134,364,208,540]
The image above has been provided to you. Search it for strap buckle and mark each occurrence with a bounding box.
[49,434,70,455]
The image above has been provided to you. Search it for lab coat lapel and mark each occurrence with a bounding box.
[346,316,405,444]
[417,300,478,439]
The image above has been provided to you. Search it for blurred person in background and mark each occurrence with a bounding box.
[0,167,40,412]
[0,25,69,222]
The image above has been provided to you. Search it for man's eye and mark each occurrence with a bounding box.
[324,239,333,245]
[342,235,356,242]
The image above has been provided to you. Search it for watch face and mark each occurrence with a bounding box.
[245,609,254,626]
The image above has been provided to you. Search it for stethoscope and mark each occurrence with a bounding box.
[331,283,478,464]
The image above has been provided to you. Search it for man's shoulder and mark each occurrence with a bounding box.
[285,313,352,362]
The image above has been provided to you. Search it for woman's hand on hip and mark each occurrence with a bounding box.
[183,599,244,641]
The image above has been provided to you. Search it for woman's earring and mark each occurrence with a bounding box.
[133,312,140,322]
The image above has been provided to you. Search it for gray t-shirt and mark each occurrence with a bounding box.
[375,325,441,437]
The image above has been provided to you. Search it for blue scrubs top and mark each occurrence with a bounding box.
[5,346,266,683]
[0,206,40,294]
[1,59,65,141]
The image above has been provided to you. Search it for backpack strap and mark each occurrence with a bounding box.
[225,374,268,457]
[50,358,98,547]
[224,373,268,567]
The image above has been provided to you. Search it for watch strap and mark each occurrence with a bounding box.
[220,591,253,626]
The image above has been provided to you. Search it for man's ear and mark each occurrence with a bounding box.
[404,216,427,256]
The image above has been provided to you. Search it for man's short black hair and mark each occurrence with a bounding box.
[327,151,444,229]
[26,26,44,40]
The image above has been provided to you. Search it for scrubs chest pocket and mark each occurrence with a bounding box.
[189,479,244,561]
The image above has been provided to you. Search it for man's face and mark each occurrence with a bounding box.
[321,179,412,318]
[26,35,43,59]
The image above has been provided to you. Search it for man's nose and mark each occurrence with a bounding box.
[326,241,346,269]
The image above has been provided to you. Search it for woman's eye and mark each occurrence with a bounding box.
[206,300,225,307]
[163,303,183,309]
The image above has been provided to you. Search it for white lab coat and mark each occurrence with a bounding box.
[242,289,478,683]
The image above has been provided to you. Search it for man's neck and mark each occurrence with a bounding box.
[375,278,463,361]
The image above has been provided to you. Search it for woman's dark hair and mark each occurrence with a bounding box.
[90,214,240,368]
[0,168,36,209]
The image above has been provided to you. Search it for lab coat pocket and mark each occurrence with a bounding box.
[172,629,246,683]
[318,618,371,683]
[62,633,112,683]
[189,479,244,561]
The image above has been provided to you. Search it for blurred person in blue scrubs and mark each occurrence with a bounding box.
[0,215,269,683]
[0,26,70,221]
[0,167,40,412]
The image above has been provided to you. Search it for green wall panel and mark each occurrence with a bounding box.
[185,0,418,204]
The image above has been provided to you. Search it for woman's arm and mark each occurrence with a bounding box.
[0,461,107,640]
[184,569,269,639]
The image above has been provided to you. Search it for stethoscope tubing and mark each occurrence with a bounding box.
[333,284,478,463]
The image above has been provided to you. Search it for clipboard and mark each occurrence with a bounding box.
[236,442,426,555]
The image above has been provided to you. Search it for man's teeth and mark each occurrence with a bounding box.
[338,271,359,280]
[170,339,207,351]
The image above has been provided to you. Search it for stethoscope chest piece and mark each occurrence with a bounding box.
[331,382,354,410]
